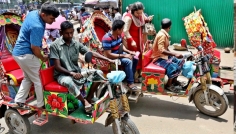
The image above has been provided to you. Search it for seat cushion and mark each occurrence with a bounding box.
[44,81,68,92]
[142,49,153,68]
[7,69,24,85]
[143,62,166,74]
[1,56,20,72]
[40,66,55,87]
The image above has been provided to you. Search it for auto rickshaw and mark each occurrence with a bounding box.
[0,12,139,134]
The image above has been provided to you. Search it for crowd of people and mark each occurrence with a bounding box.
[10,1,189,112]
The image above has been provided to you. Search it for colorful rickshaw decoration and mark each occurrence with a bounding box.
[183,9,220,78]
[0,13,22,56]
[81,11,112,74]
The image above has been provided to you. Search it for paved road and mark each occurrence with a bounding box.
[0,91,233,134]
[0,23,234,134]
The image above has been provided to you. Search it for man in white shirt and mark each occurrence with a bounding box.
[102,6,112,21]
[113,7,122,21]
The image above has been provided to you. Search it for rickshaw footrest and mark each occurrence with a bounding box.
[33,117,48,126]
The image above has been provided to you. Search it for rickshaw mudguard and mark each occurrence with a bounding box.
[188,84,225,102]
[105,113,114,127]
[105,113,129,127]
[0,104,7,118]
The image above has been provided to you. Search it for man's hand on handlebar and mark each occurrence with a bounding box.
[70,72,83,79]
[175,53,183,59]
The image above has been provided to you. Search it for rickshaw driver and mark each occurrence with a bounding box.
[50,21,115,114]
[151,18,185,93]
[102,20,140,92]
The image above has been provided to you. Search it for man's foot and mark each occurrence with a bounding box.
[165,85,182,93]
[84,104,93,114]
[84,99,93,114]
[11,102,31,110]
[127,84,140,92]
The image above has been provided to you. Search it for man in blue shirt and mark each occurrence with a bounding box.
[12,1,59,109]
[102,20,140,92]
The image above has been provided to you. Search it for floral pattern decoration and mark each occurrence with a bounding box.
[44,91,68,116]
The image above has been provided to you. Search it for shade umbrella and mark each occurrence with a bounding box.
[84,0,118,8]
[46,15,66,30]
[85,0,99,4]
[99,0,118,8]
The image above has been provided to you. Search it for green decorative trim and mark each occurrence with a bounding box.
[45,103,53,113]
[60,107,68,116]
[58,93,67,103]
[44,91,51,99]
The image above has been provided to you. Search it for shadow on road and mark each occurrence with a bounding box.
[129,94,229,123]
[26,115,112,134]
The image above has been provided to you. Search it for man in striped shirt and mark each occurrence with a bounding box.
[102,20,140,92]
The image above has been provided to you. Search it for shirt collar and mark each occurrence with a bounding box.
[58,37,76,46]
[160,29,170,38]
[108,31,121,40]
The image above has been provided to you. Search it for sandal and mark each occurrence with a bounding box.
[11,102,31,110]
[166,85,182,93]
[84,104,93,114]
[127,84,140,92]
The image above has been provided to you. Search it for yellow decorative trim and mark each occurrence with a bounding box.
[121,94,130,112]
[91,103,97,123]
[6,73,18,85]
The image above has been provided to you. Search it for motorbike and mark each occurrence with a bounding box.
[0,52,140,134]
[137,42,229,117]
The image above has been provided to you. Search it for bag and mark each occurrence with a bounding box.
[182,61,195,78]
[143,22,156,35]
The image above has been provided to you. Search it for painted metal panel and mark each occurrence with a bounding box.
[122,0,234,47]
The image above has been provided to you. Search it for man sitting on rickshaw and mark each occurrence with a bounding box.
[102,20,140,92]
[151,18,185,93]
[50,21,114,113]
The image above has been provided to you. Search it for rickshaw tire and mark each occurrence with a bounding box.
[193,89,228,117]
[112,116,140,134]
[4,108,31,134]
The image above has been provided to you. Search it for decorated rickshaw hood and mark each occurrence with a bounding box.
[0,12,23,26]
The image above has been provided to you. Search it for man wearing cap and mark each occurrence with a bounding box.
[151,18,185,93]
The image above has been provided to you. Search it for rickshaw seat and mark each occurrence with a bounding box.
[0,56,24,85]
[142,49,166,74]
[40,66,68,93]
[7,69,24,84]
[44,81,68,92]
[143,62,166,74]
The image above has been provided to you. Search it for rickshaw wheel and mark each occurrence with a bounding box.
[112,116,140,134]
[193,89,228,117]
[4,108,31,134]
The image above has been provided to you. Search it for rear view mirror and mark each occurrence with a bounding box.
[85,52,93,63]
[181,39,187,48]
[118,43,123,54]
